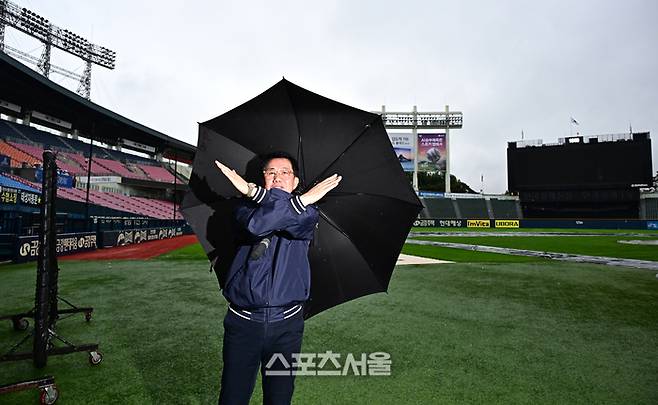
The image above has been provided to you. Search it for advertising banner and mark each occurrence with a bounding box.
[413,218,465,228]
[15,232,97,262]
[415,218,653,230]
[0,186,41,206]
[467,219,491,228]
[36,167,74,188]
[417,133,446,172]
[19,190,41,206]
[0,186,18,204]
[387,132,414,172]
[76,176,122,184]
[99,226,184,248]
[418,191,445,198]
[494,220,520,228]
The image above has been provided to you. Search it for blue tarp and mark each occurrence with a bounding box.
[0,174,39,193]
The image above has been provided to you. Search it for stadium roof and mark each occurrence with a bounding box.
[0,51,195,163]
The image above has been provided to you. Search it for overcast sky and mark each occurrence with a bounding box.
[5,0,658,193]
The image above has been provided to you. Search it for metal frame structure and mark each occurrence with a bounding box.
[0,0,116,99]
[0,376,59,404]
[0,151,102,370]
[375,105,463,193]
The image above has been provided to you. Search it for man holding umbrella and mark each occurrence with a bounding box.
[181,79,422,404]
[215,152,341,405]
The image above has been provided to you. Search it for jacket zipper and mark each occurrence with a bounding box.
[264,236,281,329]
[268,236,282,304]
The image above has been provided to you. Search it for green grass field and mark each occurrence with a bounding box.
[1,233,657,404]
[412,234,658,261]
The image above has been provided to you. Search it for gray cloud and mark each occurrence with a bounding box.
[12,0,658,192]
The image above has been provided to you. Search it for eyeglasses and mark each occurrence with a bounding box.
[263,168,294,178]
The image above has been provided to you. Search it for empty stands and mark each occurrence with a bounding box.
[490,199,520,219]
[419,196,522,220]
[138,164,176,183]
[22,178,182,219]
[8,142,86,175]
[0,118,185,220]
[0,140,40,167]
[0,119,71,149]
[0,120,181,182]
[420,198,458,219]
[457,199,489,218]
[61,152,113,176]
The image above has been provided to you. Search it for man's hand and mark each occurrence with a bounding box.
[215,160,249,195]
[300,174,342,206]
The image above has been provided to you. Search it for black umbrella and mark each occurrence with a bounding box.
[181,79,422,318]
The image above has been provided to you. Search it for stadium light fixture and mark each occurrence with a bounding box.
[1,0,116,98]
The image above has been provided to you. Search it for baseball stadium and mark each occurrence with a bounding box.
[0,2,657,404]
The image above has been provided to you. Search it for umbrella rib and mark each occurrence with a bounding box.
[306,115,381,188]
[282,82,306,184]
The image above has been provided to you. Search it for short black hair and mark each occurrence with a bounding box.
[260,151,299,175]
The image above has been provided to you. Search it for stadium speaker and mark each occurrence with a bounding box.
[633,132,648,141]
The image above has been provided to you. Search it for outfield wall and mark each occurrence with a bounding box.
[413,218,658,230]
[4,225,193,263]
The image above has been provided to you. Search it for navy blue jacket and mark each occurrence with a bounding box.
[222,186,319,309]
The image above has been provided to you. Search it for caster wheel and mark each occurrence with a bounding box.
[40,384,59,404]
[84,312,92,322]
[89,351,103,365]
[12,317,29,331]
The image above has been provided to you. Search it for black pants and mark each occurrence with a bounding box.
[218,308,305,405]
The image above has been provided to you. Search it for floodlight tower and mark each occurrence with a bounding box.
[0,0,116,99]
[376,105,463,193]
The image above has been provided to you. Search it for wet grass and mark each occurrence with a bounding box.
[412,235,658,261]
[0,242,657,404]
[402,243,549,263]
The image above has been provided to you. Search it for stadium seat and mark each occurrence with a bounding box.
[137,164,176,183]
[0,140,40,167]
[457,199,489,219]
[490,199,521,219]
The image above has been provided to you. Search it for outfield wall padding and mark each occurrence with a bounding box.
[414,218,658,230]
[14,232,97,263]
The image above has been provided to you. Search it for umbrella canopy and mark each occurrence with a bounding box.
[182,79,422,318]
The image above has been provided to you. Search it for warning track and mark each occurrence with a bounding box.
[61,235,198,261]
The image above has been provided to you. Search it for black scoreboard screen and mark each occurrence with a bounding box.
[507,134,652,191]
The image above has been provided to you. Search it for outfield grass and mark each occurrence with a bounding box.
[0,243,657,404]
[413,235,658,261]
[157,242,207,261]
